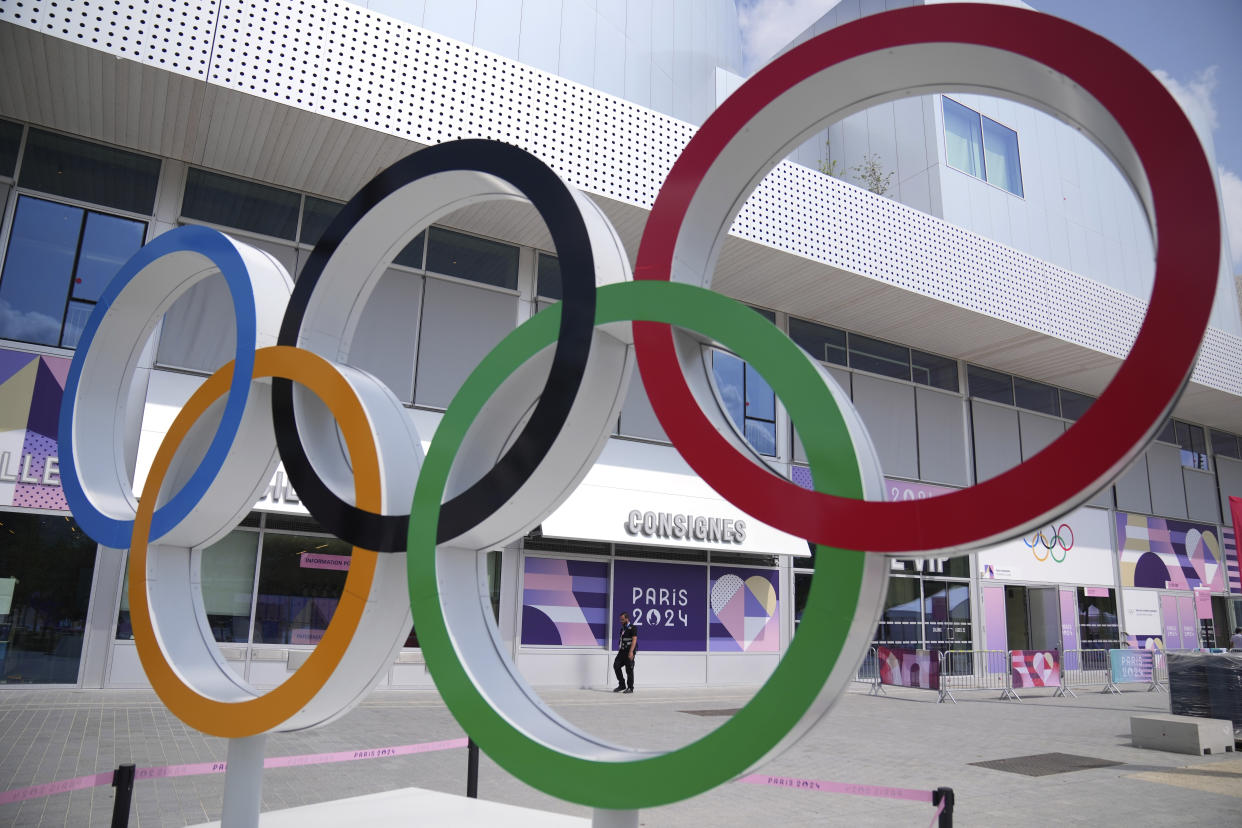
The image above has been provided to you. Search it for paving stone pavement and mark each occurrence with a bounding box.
[1,680,1239,827]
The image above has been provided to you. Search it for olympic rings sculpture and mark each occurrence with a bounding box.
[56,4,1219,812]
[1024,524,1075,563]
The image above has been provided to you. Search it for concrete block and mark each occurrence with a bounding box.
[1131,714,1236,756]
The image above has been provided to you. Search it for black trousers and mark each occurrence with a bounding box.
[613,652,634,689]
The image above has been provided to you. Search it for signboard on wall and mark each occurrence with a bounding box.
[0,348,71,510]
[611,559,707,651]
[976,506,1113,586]
[1116,512,1226,592]
[1122,588,1163,649]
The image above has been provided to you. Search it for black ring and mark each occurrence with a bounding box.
[274,140,596,550]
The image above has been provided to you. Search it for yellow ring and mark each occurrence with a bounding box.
[129,346,381,736]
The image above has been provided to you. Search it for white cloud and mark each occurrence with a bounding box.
[737,0,837,72]
[1220,167,1242,268]
[1153,66,1218,131]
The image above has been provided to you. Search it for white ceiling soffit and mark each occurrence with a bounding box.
[0,3,1239,432]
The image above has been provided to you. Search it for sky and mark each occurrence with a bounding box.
[734,0,1242,270]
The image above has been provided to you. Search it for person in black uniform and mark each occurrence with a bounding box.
[613,612,637,693]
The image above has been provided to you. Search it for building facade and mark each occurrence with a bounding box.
[0,0,1240,691]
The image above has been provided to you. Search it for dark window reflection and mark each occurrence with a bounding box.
[536,252,562,300]
[0,118,22,178]
[426,226,518,289]
[967,364,1013,405]
[182,167,300,240]
[254,533,352,645]
[0,513,97,684]
[789,317,846,366]
[1076,588,1118,649]
[20,128,160,214]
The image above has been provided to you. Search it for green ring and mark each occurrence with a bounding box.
[408,280,873,808]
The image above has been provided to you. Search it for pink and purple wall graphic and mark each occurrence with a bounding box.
[709,567,779,652]
[1010,649,1060,688]
[1224,506,1239,595]
[521,557,608,647]
[1116,513,1225,592]
[0,347,71,510]
[876,646,940,690]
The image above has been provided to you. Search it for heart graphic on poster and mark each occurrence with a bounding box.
[710,574,778,649]
[1032,651,1056,684]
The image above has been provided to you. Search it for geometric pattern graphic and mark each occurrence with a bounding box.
[876,645,940,691]
[1116,512,1225,592]
[520,557,608,647]
[1010,649,1060,688]
[0,347,71,510]
[709,567,779,652]
[1225,513,1239,595]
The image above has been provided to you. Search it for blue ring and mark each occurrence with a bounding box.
[58,225,259,547]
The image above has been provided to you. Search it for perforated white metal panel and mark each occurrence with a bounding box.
[0,0,1239,401]
[0,0,218,77]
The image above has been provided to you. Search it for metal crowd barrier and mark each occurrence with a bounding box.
[936,650,1010,704]
[1059,648,1112,694]
[854,646,885,696]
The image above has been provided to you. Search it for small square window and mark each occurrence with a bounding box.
[1210,429,1240,460]
[0,119,21,179]
[848,333,910,381]
[911,349,958,392]
[536,252,562,300]
[426,226,518,290]
[182,168,299,240]
[1013,377,1059,416]
[20,129,160,214]
[967,365,1013,405]
[789,317,847,366]
[1058,390,1095,421]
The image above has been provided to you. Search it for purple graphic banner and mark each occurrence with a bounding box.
[521,556,608,646]
[877,646,940,690]
[983,586,1007,655]
[611,559,706,651]
[0,347,72,510]
[1110,649,1153,683]
[1010,649,1060,688]
[1059,590,1079,670]
[1117,513,1225,592]
[1161,593,1182,649]
[709,566,779,652]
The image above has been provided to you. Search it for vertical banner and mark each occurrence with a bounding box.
[1010,649,1060,688]
[611,560,707,651]
[982,585,1007,658]
[1177,594,1198,647]
[1109,648,1154,683]
[1193,587,1213,620]
[708,567,779,652]
[1059,589,1079,670]
[520,557,609,646]
[876,646,940,690]
[1160,593,1182,649]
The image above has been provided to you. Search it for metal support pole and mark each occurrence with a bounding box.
[466,738,480,799]
[933,786,955,828]
[110,763,135,828]
[221,734,267,828]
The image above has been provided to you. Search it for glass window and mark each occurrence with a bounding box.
[1210,429,1240,460]
[182,168,300,241]
[425,226,519,290]
[1155,419,1177,444]
[0,119,21,178]
[793,571,812,630]
[201,530,259,643]
[712,350,776,456]
[18,129,160,214]
[1175,421,1209,471]
[967,364,1013,405]
[910,349,958,391]
[0,512,98,684]
[848,333,910,380]
[253,532,353,645]
[0,195,145,348]
[536,252,562,300]
[943,98,1023,197]
[874,577,922,648]
[1058,390,1095,421]
[943,97,985,179]
[982,115,1023,196]
[299,196,343,247]
[1013,377,1060,416]
[1076,588,1118,649]
[393,230,426,270]
[923,579,972,653]
[788,317,847,366]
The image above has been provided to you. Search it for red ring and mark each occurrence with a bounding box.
[633,4,1219,553]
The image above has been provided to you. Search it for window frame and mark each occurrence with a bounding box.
[941,95,1024,198]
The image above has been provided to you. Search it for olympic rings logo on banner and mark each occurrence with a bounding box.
[55,4,1219,812]
[1024,524,1074,563]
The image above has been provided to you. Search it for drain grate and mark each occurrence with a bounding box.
[680,708,742,717]
[970,752,1124,777]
